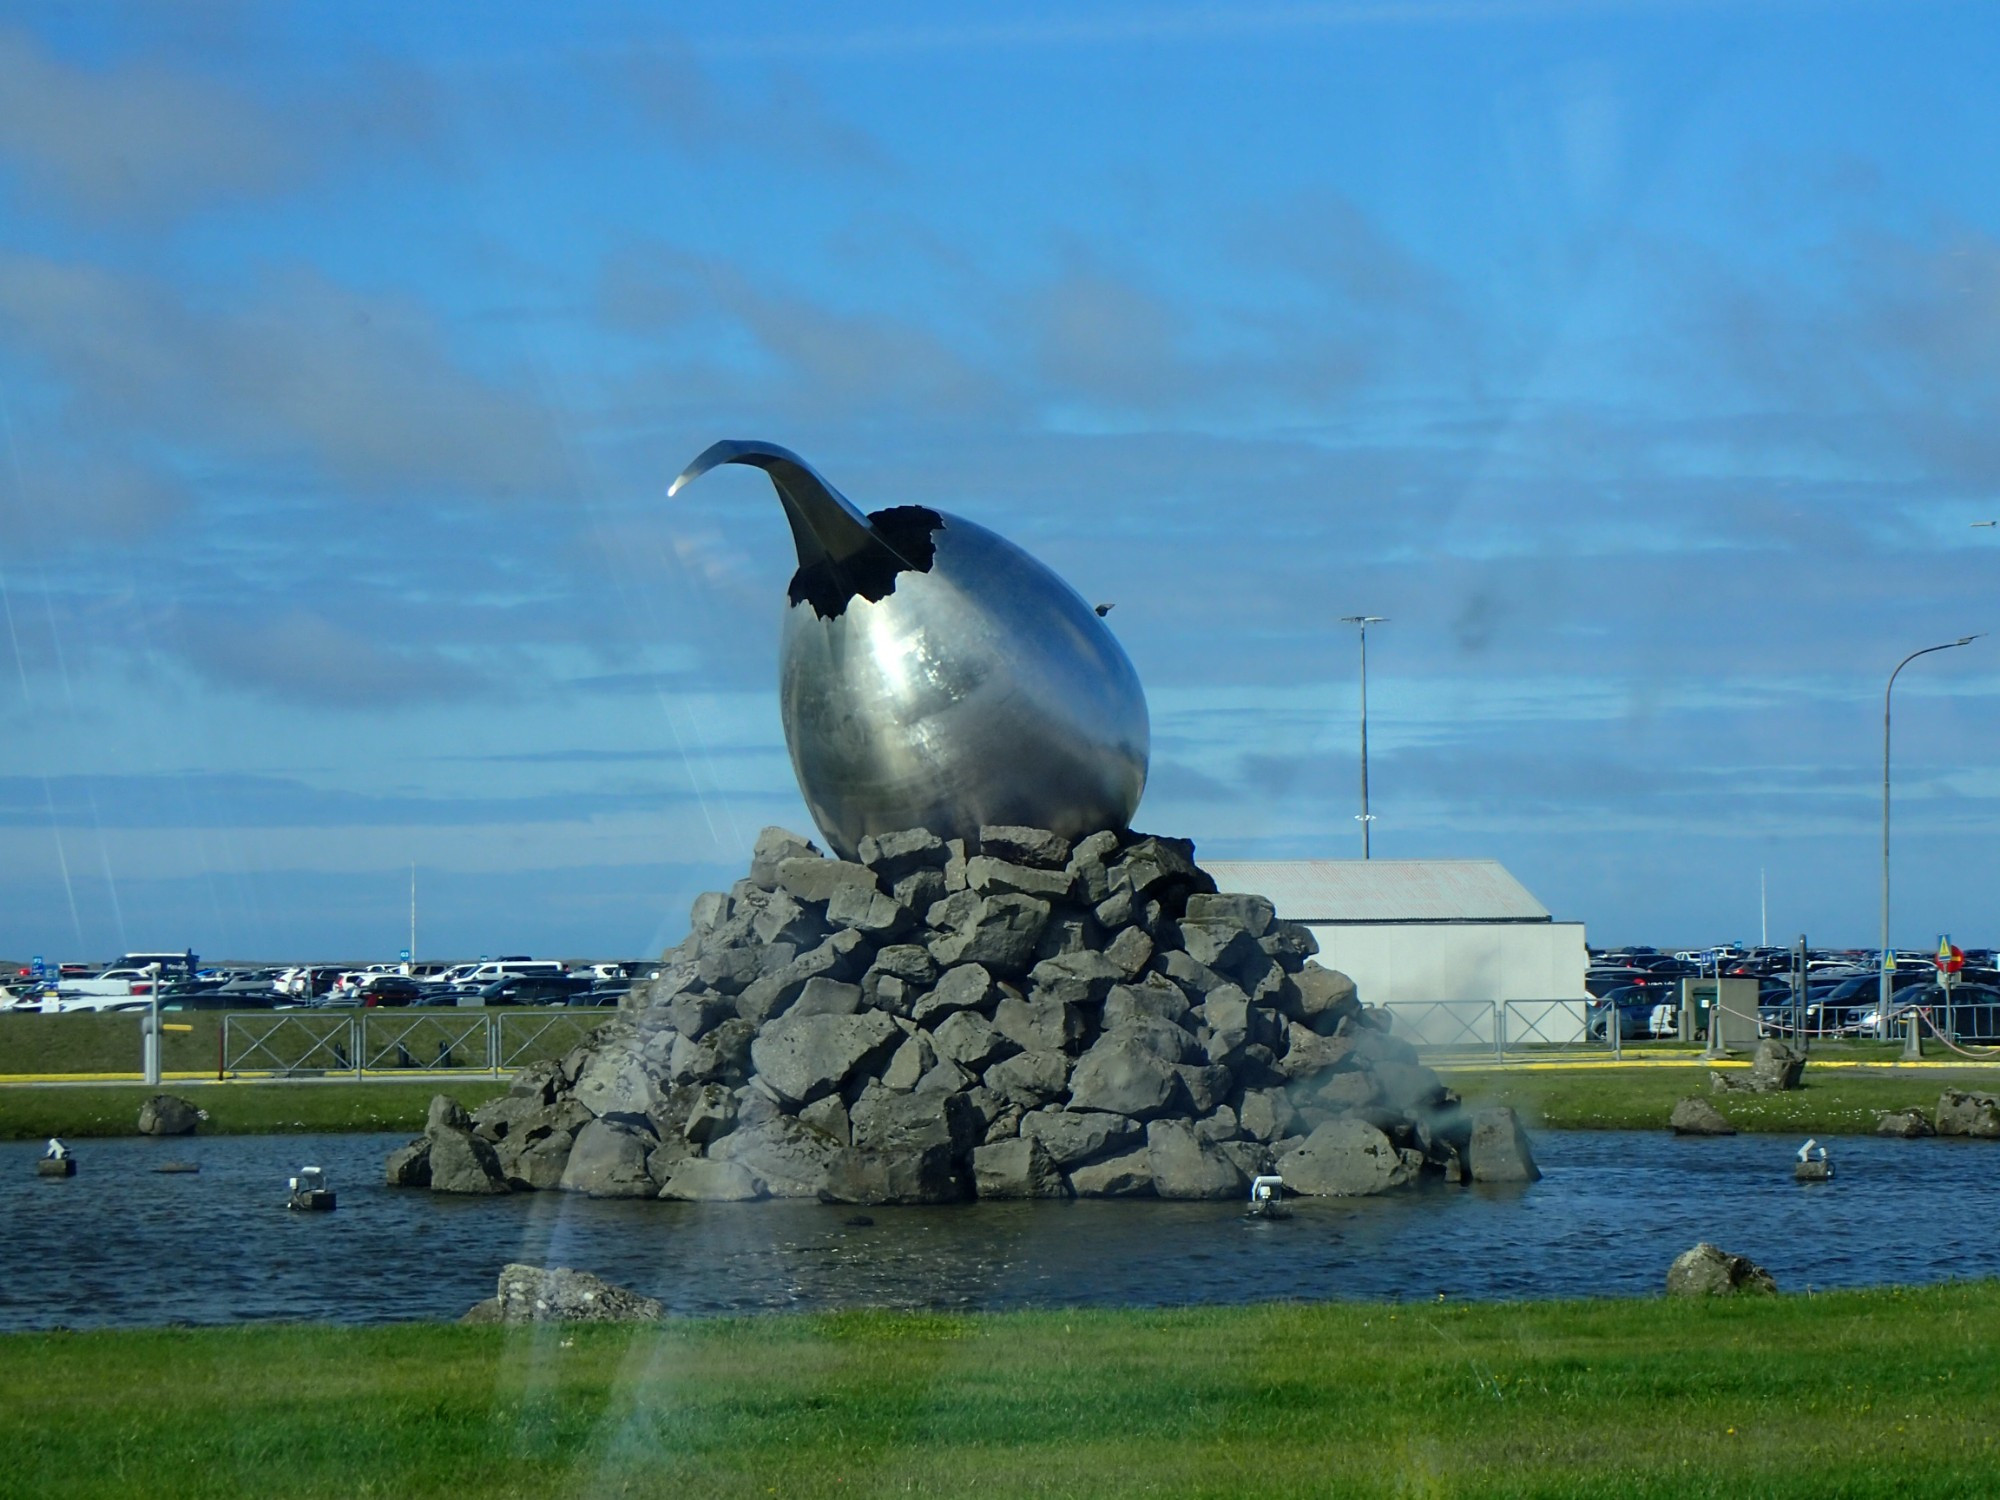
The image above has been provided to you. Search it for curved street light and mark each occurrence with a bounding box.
[1880,635,1983,1036]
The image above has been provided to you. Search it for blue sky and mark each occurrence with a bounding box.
[1,0,1996,962]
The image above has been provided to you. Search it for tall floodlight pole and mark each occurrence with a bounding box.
[1340,616,1388,858]
[1880,636,1981,1036]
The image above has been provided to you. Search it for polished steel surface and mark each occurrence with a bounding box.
[672,441,1148,856]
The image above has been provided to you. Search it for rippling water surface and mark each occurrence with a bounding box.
[1,1130,1994,1330]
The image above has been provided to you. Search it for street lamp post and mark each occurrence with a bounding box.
[1339,616,1387,858]
[1880,635,1982,1036]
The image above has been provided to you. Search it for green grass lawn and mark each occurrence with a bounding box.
[4,1286,1997,1497]
[1441,1057,2000,1135]
[0,1079,507,1139]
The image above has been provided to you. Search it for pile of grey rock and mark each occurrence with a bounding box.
[388,824,1539,1204]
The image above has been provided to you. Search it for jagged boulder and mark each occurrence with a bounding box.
[1276,1118,1418,1197]
[1019,1109,1145,1167]
[1464,1107,1541,1182]
[1069,1146,1154,1196]
[1066,1030,1184,1119]
[429,1128,511,1194]
[1712,1039,1807,1095]
[822,1144,962,1204]
[972,1136,1070,1198]
[1667,1243,1778,1297]
[469,1264,663,1324]
[558,1119,657,1198]
[1875,1107,1935,1139]
[748,1011,900,1107]
[1669,1097,1736,1136]
[1145,1120,1247,1200]
[708,1117,846,1198]
[385,1138,432,1187]
[658,1158,766,1201]
[137,1094,203,1136]
[1936,1090,2000,1138]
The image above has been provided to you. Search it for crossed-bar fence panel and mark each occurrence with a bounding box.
[1376,999,1497,1050]
[222,1013,358,1076]
[360,1012,493,1073]
[1499,999,1590,1049]
[496,1010,616,1071]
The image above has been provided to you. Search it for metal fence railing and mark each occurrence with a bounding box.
[220,1008,615,1079]
[1498,998,1591,1050]
[1374,999,1499,1051]
[1373,998,1593,1060]
[359,1011,494,1073]
[495,1009,612,1071]
[221,1012,360,1077]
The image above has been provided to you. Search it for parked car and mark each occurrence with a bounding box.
[1588,988,1672,1040]
[358,975,425,1007]
[277,966,344,1000]
[1867,984,2000,1042]
[468,974,592,1007]
[1586,968,1667,999]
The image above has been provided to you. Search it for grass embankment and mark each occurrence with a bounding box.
[1442,1051,2000,1135]
[4,1286,1997,1498]
[0,1080,507,1140]
[0,1009,230,1076]
[0,1007,606,1079]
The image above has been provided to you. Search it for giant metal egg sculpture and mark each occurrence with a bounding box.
[670,440,1149,858]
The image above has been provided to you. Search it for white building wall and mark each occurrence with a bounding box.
[1305,921,1590,1005]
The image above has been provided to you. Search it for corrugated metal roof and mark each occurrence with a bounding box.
[1201,859,1552,924]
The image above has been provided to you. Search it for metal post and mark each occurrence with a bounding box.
[143,963,162,1086]
[1880,637,1980,1038]
[1795,933,1807,1049]
[1340,616,1386,858]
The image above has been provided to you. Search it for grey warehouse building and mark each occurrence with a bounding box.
[1202,858,1590,1046]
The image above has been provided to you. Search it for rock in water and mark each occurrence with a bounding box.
[1669,1097,1736,1136]
[137,1094,202,1136]
[1666,1243,1778,1297]
[385,1139,432,1187]
[1464,1107,1541,1182]
[428,1128,510,1195]
[477,1264,663,1324]
[558,1119,657,1198]
[388,820,1527,1205]
[1275,1119,1416,1198]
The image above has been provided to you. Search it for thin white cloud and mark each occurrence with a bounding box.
[0,24,435,222]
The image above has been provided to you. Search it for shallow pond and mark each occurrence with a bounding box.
[1,1129,1994,1330]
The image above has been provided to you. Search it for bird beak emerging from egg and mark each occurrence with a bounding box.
[670,440,1150,856]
